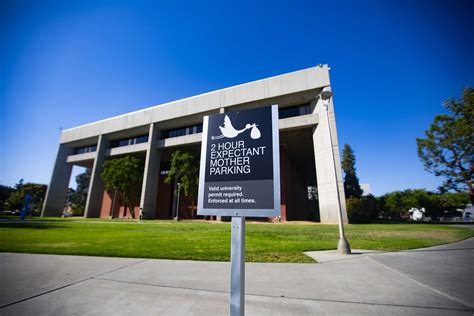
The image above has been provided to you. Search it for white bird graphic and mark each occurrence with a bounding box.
[212,115,260,140]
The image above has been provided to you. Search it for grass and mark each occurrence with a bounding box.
[0,219,472,263]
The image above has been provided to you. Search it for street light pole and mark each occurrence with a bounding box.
[175,182,181,221]
[110,188,117,219]
[319,89,351,255]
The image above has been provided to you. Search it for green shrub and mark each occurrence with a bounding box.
[347,195,377,223]
[71,204,85,216]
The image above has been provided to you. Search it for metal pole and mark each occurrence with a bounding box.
[110,188,117,219]
[230,216,245,316]
[175,183,181,221]
[324,100,351,255]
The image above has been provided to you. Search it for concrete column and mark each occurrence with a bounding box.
[139,124,161,219]
[42,144,73,217]
[312,93,348,224]
[84,135,109,218]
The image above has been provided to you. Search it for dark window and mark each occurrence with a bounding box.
[110,134,149,148]
[73,145,97,155]
[278,103,311,119]
[136,135,148,144]
[119,139,130,147]
[161,123,203,139]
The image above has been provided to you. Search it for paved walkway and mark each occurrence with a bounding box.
[1,238,473,315]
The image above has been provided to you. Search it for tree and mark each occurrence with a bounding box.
[437,192,470,217]
[417,87,474,203]
[379,189,469,220]
[0,185,15,212]
[165,151,199,216]
[101,156,144,218]
[5,183,47,213]
[382,189,432,218]
[69,169,91,215]
[341,144,363,198]
[14,178,24,190]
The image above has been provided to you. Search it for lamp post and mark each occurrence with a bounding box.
[110,187,117,219]
[319,89,351,255]
[175,182,181,221]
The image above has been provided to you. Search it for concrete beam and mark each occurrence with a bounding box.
[156,133,202,149]
[139,124,161,219]
[154,115,319,149]
[42,145,73,217]
[84,135,109,218]
[279,114,318,131]
[60,65,331,144]
[66,152,96,164]
[106,142,148,157]
[65,143,148,166]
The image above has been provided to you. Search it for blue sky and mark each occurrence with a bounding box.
[1,0,473,195]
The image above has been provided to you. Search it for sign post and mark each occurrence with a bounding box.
[198,105,280,315]
[230,216,245,315]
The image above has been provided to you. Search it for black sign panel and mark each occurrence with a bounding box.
[197,105,280,217]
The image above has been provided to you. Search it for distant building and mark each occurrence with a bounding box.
[408,207,426,221]
[42,65,348,223]
[459,204,473,222]
[360,183,371,196]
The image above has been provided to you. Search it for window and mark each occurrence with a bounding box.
[110,135,149,148]
[161,123,203,139]
[135,135,149,144]
[119,139,130,147]
[278,103,311,119]
[73,145,97,155]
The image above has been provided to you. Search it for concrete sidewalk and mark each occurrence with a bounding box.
[1,238,473,315]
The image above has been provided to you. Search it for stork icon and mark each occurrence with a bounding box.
[211,115,261,140]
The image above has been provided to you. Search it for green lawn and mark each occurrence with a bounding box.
[0,219,472,263]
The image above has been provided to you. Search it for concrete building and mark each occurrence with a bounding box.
[42,65,348,223]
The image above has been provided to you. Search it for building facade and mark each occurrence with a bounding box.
[42,65,348,223]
